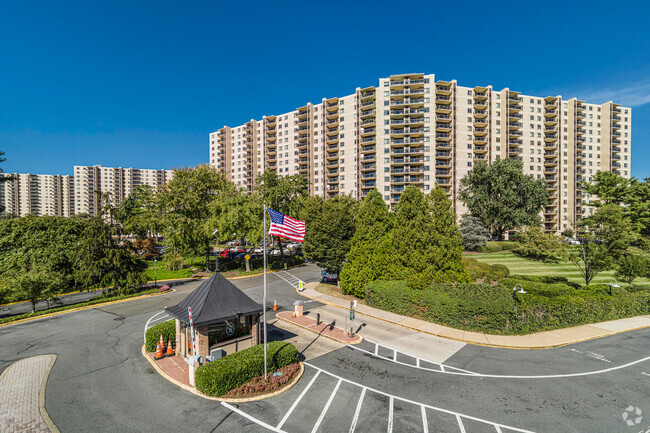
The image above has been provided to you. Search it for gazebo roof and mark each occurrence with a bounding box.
[165,272,263,327]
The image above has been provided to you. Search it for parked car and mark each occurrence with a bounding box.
[321,271,338,282]
[219,250,229,258]
[253,247,264,254]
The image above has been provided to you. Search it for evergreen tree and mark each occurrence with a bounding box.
[427,186,470,283]
[340,190,394,297]
[459,215,490,251]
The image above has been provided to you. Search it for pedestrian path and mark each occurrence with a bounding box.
[225,363,535,433]
[276,311,362,344]
[0,355,58,433]
[300,283,650,348]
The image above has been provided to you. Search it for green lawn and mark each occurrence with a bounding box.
[465,251,650,286]
[144,265,193,281]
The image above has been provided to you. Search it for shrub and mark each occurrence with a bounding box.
[514,226,564,262]
[615,254,648,286]
[463,258,510,282]
[195,341,299,397]
[145,319,175,352]
[478,241,518,253]
[163,250,185,271]
[364,278,649,335]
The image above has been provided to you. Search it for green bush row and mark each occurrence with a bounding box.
[145,319,176,352]
[195,341,299,397]
[477,241,518,253]
[463,257,510,282]
[364,279,649,335]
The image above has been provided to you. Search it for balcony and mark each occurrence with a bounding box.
[360,163,376,170]
[391,98,425,106]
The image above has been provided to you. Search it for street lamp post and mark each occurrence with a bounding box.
[513,284,526,315]
[608,279,620,296]
[154,258,157,288]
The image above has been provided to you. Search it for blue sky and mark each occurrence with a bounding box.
[2,0,649,178]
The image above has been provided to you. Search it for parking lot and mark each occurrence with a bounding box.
[227,363,534,433]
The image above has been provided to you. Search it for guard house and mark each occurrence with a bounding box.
[165,272,263,360]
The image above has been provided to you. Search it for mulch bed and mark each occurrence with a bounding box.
[223,363,301,398]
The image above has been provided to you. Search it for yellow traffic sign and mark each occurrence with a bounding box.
[244,254,251,261]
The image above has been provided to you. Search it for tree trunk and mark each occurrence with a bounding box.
[278,237,284,257]
[31,300,36,313]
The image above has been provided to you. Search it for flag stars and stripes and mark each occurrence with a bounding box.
[266,208,305,242]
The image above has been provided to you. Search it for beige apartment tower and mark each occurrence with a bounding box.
[209,73,632,233]
[0,173,74,217]
[73,165,174,216]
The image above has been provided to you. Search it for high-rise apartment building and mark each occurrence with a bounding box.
[209,73,631,233]
[0,173,74,217]
[73,165,174,216]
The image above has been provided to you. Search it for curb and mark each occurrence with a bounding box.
[275,313,363,346]
[141,345,305,402]
[0,289,175,329]
[39,355,60,433]
[301,284,650,350]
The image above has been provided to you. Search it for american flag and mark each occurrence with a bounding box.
[266,208,305,242]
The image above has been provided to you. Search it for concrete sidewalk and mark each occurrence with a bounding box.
[300,283,650,349]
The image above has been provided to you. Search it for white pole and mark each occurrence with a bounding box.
[263,205,268,381]
[188,307,196,386]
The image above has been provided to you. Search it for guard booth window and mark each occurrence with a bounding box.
[208,316,248,346]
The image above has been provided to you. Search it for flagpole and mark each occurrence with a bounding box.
[263,205,268,381]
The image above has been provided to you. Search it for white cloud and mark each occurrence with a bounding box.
[578,79,650,107]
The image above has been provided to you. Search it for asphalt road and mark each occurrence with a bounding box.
[0,264,648,433]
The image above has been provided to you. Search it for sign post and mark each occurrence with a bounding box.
[349,300,356,337]
[188,307,197,386]
[298,281,303,292]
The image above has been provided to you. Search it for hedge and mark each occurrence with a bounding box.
[365,279,649,335]
[195,341,299,397]
[463,257,510,282]
[477,241,518,253]
[145,319,175,352]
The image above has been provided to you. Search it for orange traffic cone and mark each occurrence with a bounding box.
[166,339,174,356]
[273,299,278,311]
[154,341,164,360]
[159,334,165,350]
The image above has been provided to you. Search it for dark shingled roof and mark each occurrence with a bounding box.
[165,272,263,327]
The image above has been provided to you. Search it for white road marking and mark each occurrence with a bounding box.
[274,270,305,290]
[456,414,466,433]
[388,396,394,433]
[349,387,367,433]
[311,379,341,433]
[495,425,503,433]
[352,339,650,379]
[421,405,428,433]
[143,311,170,343]
[222,402,284,432]
[641,372,650,377]
[305,362,535,433]
[351,341,476,375]
[277,370,321,429]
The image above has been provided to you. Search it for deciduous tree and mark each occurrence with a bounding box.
[303,195,357,280]
[458,159,548,240]
[158,165,230,271]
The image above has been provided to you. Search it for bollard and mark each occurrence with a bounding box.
[316,313,320,325]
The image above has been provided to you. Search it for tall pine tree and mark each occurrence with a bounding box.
[427,186,470,283]
[340,190,394,297]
